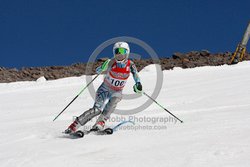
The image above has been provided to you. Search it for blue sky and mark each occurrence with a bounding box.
[0,0,249,68]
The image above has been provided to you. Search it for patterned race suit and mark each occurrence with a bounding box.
[75,58,140,126]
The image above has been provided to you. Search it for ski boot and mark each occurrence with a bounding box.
[91,121,105,132]
[90,120,113,135]
[64,119,81,134]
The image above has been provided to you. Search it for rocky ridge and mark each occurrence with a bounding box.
[0,51,249,83]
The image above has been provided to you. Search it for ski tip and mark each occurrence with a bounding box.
[75,131,84,138]
[62,130,85,138]
[104,128,113,135]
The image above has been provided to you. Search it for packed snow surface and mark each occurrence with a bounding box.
[1,61,250,167]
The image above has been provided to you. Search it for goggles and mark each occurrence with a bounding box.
[114,48,128,55]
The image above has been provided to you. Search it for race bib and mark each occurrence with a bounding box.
[105,75,127,89]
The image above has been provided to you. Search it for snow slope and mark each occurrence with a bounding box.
[1,61,250,167]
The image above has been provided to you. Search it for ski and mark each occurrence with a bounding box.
[63,120,134,139]
[88,128,113,135]
[69,130,85,138]
[65,128,113,138]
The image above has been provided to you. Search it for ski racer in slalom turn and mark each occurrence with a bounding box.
[65,42,143,134]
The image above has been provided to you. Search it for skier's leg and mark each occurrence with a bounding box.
[65,83,110,133]
[102,96,122,120]
[93,91,122,130]
[76,107,102,125]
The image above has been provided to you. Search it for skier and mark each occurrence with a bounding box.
[65,42,143,134]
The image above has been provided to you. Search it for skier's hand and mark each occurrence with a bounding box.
[96,59,110,74]
[133,82,142,94]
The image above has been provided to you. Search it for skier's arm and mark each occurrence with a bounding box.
[130,61,140,83]
[96,59,113,74]
[130,61,142,93]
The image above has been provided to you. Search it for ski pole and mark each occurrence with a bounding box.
[53,74,100,121]
[143,92,183,123]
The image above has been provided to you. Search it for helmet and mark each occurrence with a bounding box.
[113,42,130,63]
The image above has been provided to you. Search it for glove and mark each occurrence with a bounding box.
[133,82,142,94]
[96,59,110,74]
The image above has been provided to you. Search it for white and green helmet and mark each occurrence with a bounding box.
[113,42,130,63]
